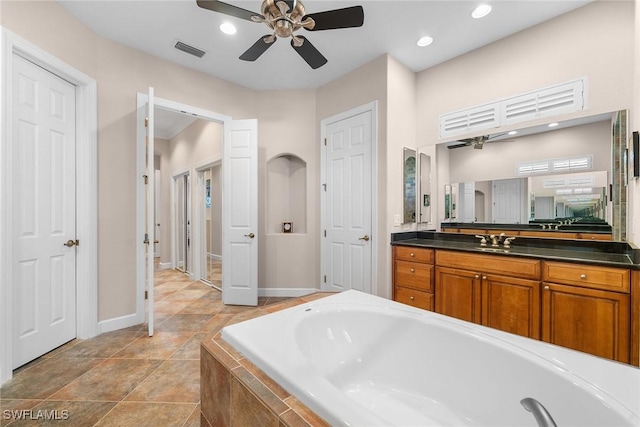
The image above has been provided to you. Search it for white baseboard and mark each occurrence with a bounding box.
[98,313,141,334]
[208,253,222,261]
[258,288,320,298]
[158,262,172,270]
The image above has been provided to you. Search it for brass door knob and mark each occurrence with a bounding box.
[359,235,370,241]
[244,232,255,238]
[63,239,79,247]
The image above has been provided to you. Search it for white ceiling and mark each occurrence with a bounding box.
[58,0,593,91]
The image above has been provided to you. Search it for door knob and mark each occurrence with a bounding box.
[359,235,370,241]
[244,232,255,238]
[63,239,79,247]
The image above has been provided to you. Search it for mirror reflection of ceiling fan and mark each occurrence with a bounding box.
[196,0,365,69]
[447,133,512,150]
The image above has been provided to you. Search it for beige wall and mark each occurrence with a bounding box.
[253,90,318,291]
[631,1,640,247]
[163,119,223,267]
[416,1,634,145]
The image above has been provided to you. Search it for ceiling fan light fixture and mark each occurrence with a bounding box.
[219,22,237,34]
[417,36,434,47]
[471,4,492,19]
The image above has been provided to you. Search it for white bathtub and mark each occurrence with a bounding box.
[221,290,640,427]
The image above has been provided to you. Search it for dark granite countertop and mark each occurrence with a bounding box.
[391,231,640,268]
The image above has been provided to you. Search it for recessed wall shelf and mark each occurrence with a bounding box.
[267,154,307,234]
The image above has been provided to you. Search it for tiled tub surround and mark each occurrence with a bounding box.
[214,290,640,427]
[200,293,334,427]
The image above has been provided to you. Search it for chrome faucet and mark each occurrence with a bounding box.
[521,398,557,427]
[503,236,516,248]
[489,233,505,247]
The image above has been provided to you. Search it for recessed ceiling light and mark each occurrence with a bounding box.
[471,4,492,19]
[417,36,434,47]
[548,122,559,128]
[508,131,518,135]
[219,22,237,35]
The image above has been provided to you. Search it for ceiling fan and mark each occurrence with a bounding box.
[196,0,365,69]
[447,133,510,150]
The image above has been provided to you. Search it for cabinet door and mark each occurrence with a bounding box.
[482,275,540,339]
[542,283,630,363]
[435,267,481,324]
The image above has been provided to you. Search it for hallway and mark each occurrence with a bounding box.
[0,268,293,426]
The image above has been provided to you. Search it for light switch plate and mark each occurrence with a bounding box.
[393,214,402,226]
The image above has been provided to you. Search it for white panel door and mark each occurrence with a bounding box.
[325,111,372,293]
[12,54,77,367]
[459,181,476,222]
[493,178,524,224]
[222,119,258,306]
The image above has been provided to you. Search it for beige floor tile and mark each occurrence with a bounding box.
[124,360,200,403]
[0,267,310,427]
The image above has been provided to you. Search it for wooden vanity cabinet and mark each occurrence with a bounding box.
[541,261,631,363]
[434,251,541,339]
[392,246,434,311]
[391,245,638,365]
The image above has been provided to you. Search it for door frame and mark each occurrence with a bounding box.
[134,95,230,324]
[194,156,222,286]
[171,169,190,273]
[0,27,98,383]
[320,101,378,293]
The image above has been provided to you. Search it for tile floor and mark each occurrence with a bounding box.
[0,267,295,426]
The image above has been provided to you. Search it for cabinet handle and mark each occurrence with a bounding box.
[475,274,480,279]
[410,268,415,273]
[410,296,415,301]
[482,276,487,280]
[544,285,550,290]
[580,274,587,280]
[410,253,415,257]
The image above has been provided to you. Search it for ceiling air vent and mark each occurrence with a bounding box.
[175,41,206,58]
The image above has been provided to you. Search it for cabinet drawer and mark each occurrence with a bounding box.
[435,250,540,280]
[394,246,434,263]
[542,262,629,293]
[394,286,433,311]
[395,260,433,291]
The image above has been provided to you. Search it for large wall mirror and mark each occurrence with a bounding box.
[439,110,628,241]
[403,147,417,224]
[417,146,435,227]
[403,146,436,227]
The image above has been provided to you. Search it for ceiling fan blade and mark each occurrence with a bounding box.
[291,36,327,69]
[240,36,277,61]
[304,6,364,31]
[196,0,260,22]
[447,142,471,149]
